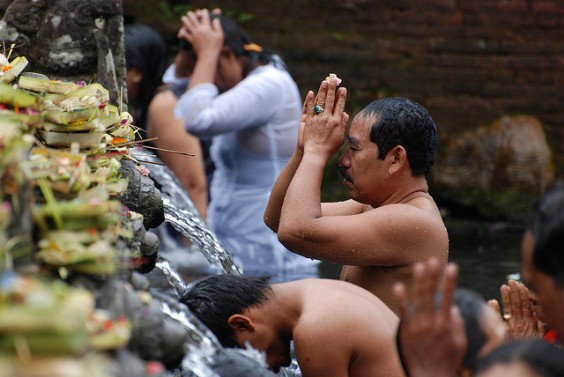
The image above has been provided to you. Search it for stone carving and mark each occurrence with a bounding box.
[432,115,554,219]
[0,0,126,105]
[118,159,165,230]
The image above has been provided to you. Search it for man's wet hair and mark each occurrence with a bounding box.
[526,181,564,287]
[180,274,273,348]
[360,97,437,177]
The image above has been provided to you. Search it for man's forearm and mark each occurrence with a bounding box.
[264,147,303,231]
[277,152,327,251]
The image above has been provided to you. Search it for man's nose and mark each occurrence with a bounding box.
[338,149,349,167]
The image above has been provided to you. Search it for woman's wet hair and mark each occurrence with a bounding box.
[526,181,564,287]
[124,23,169,130]
[179,274,272,348]
[361,97,437,177]
[475,338,564,377]
[179,13,284,71]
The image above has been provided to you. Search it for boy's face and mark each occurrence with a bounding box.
[232,313,292,373]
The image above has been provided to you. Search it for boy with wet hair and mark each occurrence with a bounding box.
[180,274,405,377]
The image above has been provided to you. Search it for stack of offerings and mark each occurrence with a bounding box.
[0,273,130,377]
[17,75,129,149]
[0,53,172,376]
[0,54,139,276]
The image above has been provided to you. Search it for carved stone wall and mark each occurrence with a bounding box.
[0,0,126,106]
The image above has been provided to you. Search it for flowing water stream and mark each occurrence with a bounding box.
[145,155,241,277]
[141,152,271,376]
[151,290,222,377]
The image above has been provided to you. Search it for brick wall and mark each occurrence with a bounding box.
[139,0,564,178]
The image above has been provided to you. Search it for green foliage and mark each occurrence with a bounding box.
[330,32,344,41]
[237,12,254,24]
[154,3,253,25]
[221,10,254,24]
[157,1,191,20]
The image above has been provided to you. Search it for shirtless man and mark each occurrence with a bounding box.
[264,77,449,315]
[181,275,404,377]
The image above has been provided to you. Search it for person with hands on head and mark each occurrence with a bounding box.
[393,257,467,377]
[174,9,319,281]
[264,77,449,315]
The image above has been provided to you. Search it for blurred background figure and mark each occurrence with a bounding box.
[124,24,168,136]
[474,338,564,377]
[520,182,564,346]
[452,288,506,376]
[125,23,211,283]
[162,38,216,201]
[124,23,208,219]
[174,9,319,282]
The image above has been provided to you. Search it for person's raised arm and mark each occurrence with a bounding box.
[264,91,311,231]
[393,258,467,377]
[276,78,348,247]
[177,9,223,90]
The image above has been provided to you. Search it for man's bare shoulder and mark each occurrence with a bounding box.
[363,192,443,221]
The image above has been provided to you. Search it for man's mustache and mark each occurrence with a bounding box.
[339,166,352,182]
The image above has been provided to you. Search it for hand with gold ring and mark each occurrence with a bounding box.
[488,279,546,340]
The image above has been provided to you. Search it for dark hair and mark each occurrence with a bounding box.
[179,14,281,71]
[475,339,564,377]
[124,24,169,131]
[361,97,437,176]
[526,181,564,287]
[179,274,272,348]
[453,288,488,371]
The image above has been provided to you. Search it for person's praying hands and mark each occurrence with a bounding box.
[301,76,348,160]
[488,279,546,340]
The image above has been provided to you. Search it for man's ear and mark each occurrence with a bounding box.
[387,145,407,175]
[227,314,255,332]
